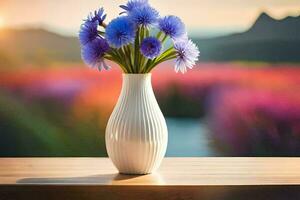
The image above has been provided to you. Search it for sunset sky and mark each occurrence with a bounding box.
[0,0,299,37]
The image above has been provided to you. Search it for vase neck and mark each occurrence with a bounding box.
[122,74,152,93]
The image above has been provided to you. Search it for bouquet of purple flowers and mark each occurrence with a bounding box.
[79,0,199,74]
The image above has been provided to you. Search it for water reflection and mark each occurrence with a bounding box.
[166,118,217,157]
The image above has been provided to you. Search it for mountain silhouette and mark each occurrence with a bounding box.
[0,12,300,67]
[195,12,300,62]
[247,12,300,40]
[0,28,81,67]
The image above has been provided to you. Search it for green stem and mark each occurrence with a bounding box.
[161,34,168,43]
[121,47,133,73]
[138,26,148,73]
[124,45,133,71]
[145,48,177,73]
[156,31,163,39]
[126,45,134,71]
[104,55,128,73]
[134,28,140,73]
[145,28,150,37]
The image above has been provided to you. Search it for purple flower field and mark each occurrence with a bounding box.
[0,62,300,156]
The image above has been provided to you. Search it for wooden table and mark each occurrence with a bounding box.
[0,158,300,200]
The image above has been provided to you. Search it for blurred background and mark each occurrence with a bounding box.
[0,0,300,157]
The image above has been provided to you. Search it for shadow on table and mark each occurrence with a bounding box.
[17,173,165,185]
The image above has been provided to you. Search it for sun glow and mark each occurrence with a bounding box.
[0,17,5,28]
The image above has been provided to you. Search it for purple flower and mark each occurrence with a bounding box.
[81,37,110,70]
[174,39,199,73]
[120,0,149,14]
[158,15,186,39]
[140,37,162,59]
[87,8,107,25]
[105,16,136,48]
[129,5,159,27]
[79,21,99,46]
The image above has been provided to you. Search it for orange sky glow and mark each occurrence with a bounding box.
[0,0,299,37]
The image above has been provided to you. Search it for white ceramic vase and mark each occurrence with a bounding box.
[105,73,168,175]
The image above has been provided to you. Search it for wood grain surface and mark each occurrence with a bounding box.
[0,157,300,200]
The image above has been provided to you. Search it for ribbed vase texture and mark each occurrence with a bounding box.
[105,74,168,174]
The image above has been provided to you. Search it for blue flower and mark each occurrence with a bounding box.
[81,37,110,70]
[120,0,149,13]
[105,16,136,48]
[174,39,199,74]
[129,5,159,27]
[158,15,186,39]
[140,37,162,59]
[79,21,99,46]
[87,8,107,25]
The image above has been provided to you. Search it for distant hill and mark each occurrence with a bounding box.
[0,28,81,67]
[0,12,300,67]
[195,12,300,62]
